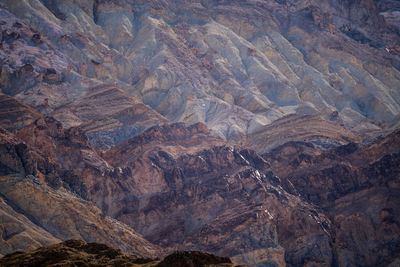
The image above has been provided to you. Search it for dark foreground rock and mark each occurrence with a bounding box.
[157,251,233,267]
[0,240,237,267]
[0,240,155,267]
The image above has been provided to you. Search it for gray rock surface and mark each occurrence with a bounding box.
[0,0,399,145]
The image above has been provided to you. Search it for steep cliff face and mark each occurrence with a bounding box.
[0,0,399,266]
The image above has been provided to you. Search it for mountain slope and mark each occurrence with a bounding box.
[0,127,160,258]
[0,1,399,267]
[0,0,399,145]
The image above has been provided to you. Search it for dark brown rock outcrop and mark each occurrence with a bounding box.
[97,125,331,266]
[0,240,144,267]
[0,240,237,267]
[262,130,400,267]
[157,251,233,267]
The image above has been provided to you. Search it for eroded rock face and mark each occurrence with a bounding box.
[262,130,400,267]
[246,114,361,154]
[0,94,397,266]
[0,0,399,145]
[262,130,400,206]
[0,128,160,258]
[95,125,331,266]
[0,1,399,267]
[0,93,41,131]
[0,196,60,256]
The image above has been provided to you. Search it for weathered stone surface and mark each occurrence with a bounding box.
[246,114,361,154]
[0,128,160,258]
[0,0,399,145]
[262,130,400,267]
[0,196,60,256]
[95,124,331,266]
[0,1,399,266]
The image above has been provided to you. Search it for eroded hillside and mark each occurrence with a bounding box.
[0,1,399,266]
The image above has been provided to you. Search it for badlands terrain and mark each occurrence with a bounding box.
[0,0,399,266]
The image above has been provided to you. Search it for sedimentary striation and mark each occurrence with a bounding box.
[0,0,399,144]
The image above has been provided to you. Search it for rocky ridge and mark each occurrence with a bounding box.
[0,240,235,267]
